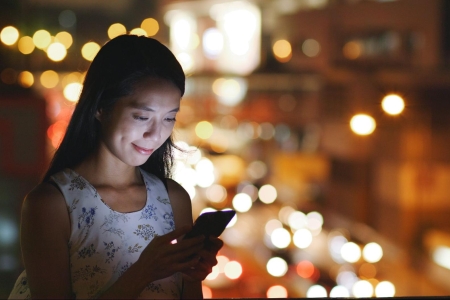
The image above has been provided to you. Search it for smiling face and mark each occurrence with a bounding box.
[97,77,181,167]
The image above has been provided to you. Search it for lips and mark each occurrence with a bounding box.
[132,143,154,155]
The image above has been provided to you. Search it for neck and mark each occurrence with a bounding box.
[74,149,143,188]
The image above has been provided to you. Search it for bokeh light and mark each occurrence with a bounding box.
[266,257,288,277]
[141,18,159,36]
[375,281,396,297]
[350,114,376,135]
[296,260,315,279]
[47,42,67,61]
[108,23,127,39]
[362,242,383,263]
[1,26,19,45]
[55,31,73,49]
[270,227,291,249]
[40,70,59,88]
[232,193,252,213]
[63,82,83,102]
[267,285,288,298]
[352,280,373,298]
[195,121,214,139]
[33,29,51,49]
[382,94,405,115]
[258,184,277,204]
[18,71,34,88]
[340,242,361,263]
[306,285,327,297]
[330,285,350,297]
[293,228,313,249]
[302,39,321,57]
[18,36,35,54]
[81,42,101,61]
[273,39,292,62]
[224,261,242,279]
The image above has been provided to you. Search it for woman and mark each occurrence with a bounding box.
[9,35,222,299]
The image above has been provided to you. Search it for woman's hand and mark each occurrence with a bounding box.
[181,235,224,281]
[137,225,206,282]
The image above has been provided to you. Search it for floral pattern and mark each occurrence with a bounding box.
[9,168,180,299]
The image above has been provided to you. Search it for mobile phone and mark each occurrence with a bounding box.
[183,210,236,239]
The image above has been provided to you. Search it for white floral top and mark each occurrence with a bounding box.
[9,168,182,299]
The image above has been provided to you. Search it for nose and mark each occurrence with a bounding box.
[143,120,162,141]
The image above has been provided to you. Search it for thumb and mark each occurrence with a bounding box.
[160,225,192,243]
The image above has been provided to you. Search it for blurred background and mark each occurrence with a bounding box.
[1,0,450,298]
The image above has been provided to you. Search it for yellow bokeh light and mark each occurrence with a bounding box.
[18,36,35,54]
[64,82,83,102]
[273,39,292,62]
[55,31,73,49]
[47,42,67,61]
[18,71,34,88]
[130,28,147,36]
[343,40,362,60]
[81,42,101,61]
[33,29,51,49]
[195,121,213,139]
[108,23,127,39]
[350,114,376,136]
[40,70,59,88]
[381,94,405,115]
[141,18,159,36]
[1,26,19,45]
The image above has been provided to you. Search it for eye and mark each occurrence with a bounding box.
[133,115,148,121]
[165,117,177,123]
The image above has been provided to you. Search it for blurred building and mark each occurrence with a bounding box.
[1,0,450,298]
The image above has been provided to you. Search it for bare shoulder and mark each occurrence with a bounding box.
[22,181,70,239]
[165,178,193,228]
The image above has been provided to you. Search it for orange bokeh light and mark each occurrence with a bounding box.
[47,120,68,148]
[296,260,315,279]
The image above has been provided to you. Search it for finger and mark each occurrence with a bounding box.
[158,225,192,244]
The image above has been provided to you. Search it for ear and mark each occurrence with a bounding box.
[95,109,102,121]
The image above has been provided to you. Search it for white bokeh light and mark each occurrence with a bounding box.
[341,242,361,263]
[270,228,291,249]
[362,242,383,263]
[266,257,288,277]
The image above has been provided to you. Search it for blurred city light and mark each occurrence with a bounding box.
[273,39,292,62]
[18,36,35,54]
[55,31,73,49]
[266,257,288,277]
[1,26,19,45]
[63,82,82,102]
[195,121,214,139]
[108,23,127,39]
[141,18,159,36]
[33,29,51,49]
[40,70,59,88]
[341,242,361,263]
[271,227,291,249]
[302,39,321,57]
[306,285,327,297]
[232,193,252,213]
[47,42,67,61]
[362,242,383,263]
[350,114,376,135]
[81,42,101,61]
[18,71,34,88]
[382,94,405,115]
[267,285,288,298]
[375,281,396,297]
[352,280,374,297]
[258,184,277,204]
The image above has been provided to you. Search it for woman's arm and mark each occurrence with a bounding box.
[21,183,73,299]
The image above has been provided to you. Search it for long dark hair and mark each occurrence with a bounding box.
[43,35,185,182]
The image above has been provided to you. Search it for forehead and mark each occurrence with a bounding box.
[120,77,182,109]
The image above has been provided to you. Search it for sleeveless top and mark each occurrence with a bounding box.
[9,168,182,299]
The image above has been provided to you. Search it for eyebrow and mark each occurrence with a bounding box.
[128,103,180,113]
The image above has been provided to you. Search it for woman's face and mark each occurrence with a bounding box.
[97,77,181,167]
